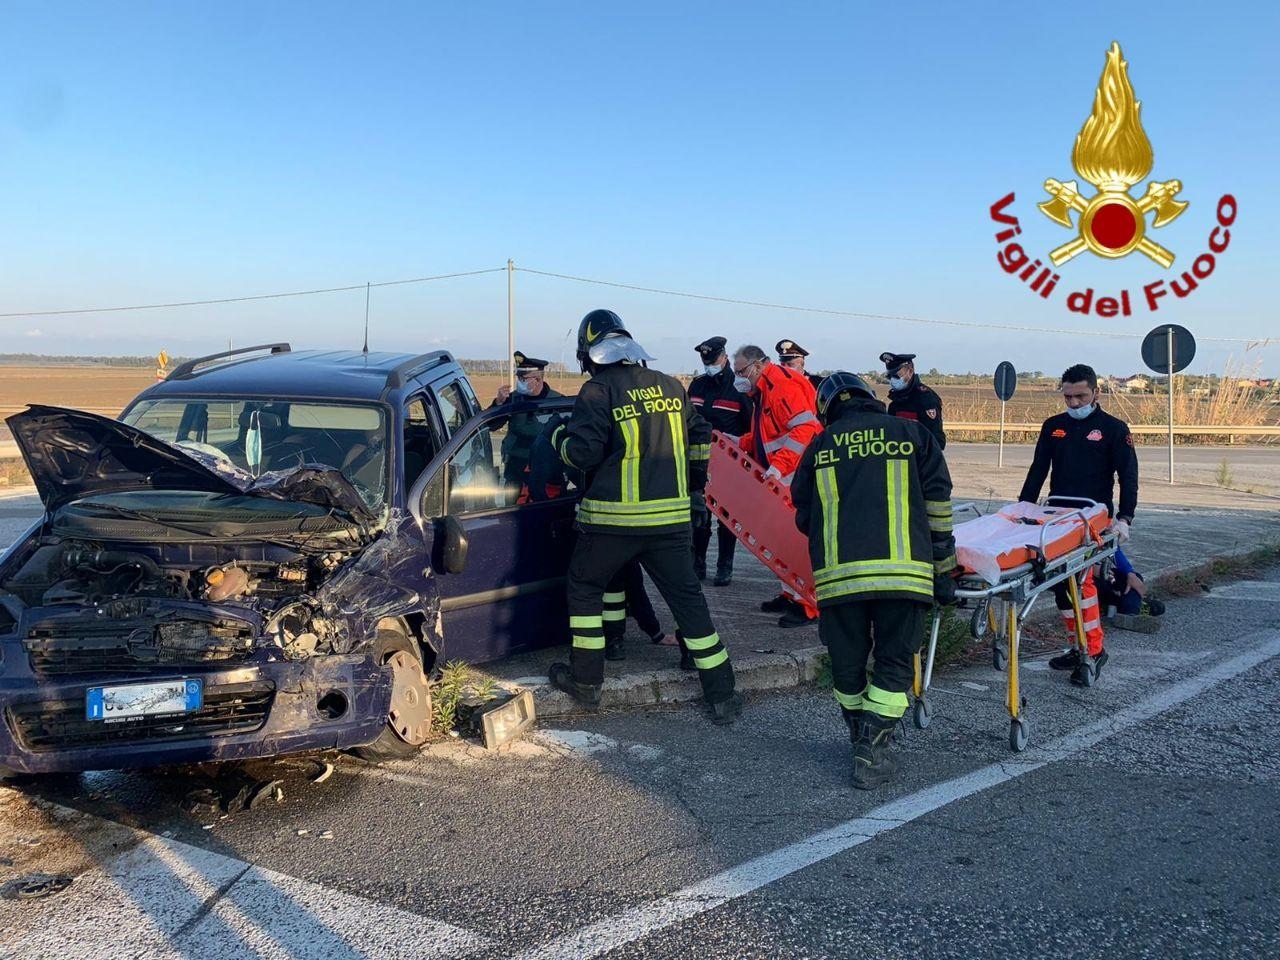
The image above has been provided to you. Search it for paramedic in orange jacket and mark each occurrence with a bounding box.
[731,344,822,628]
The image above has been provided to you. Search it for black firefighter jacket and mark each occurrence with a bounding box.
[1018,405,1138,521]
[556,362,711,536]
[792,398,957,608]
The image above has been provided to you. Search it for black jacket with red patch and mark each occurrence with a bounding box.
[1018,406,1138,521]
[688,364,753,437]
[887,377,946,449]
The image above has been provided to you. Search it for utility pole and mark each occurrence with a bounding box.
[507,259,515,387]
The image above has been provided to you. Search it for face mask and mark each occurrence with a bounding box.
[733,376,752,394]
[704,362,725,377]
[1066,402,1095,420]
[888,376,908,391]
[515,379,535,396]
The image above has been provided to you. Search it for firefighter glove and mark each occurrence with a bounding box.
[690,490,709,527]
[933,573,958,607]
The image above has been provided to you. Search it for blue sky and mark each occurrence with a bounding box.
[1,0,1276,376]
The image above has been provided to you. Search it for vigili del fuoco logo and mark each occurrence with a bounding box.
[989,42,1237,317]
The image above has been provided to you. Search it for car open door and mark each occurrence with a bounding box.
[409,398,579,663]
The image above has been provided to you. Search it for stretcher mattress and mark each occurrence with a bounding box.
[955,502,1110,585]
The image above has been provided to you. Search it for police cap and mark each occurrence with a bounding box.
[776,339,810,360]
[514,351,549,372]
[695,336,728,361]
[880,352,916,373]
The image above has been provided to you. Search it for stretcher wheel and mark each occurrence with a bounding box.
[992,643,1007,671]
[913,698,932,730]
[970,602,990,640]
[1009,717,1029,752]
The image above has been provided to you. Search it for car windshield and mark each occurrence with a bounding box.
[122,398,389,512]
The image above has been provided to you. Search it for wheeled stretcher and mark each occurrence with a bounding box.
[913,497,1118,752]
[704,433,1118,753]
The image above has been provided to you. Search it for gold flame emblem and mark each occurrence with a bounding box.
[1038,42,1187,268]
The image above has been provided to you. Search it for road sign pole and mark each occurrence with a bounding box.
[507,259,515,387]
[998,399,1006,467]
[1167,326,1175,484]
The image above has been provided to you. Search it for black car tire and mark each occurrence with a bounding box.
[351,626,433,764]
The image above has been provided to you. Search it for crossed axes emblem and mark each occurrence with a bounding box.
[1038,178,1188,268]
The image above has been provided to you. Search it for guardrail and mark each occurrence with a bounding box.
[948,422,1280,436]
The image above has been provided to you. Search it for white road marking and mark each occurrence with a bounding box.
[2,824,490,960]
[1204,581,1280,602]
[511,630,1280,960]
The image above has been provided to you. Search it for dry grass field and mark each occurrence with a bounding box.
[1,365,1274,460]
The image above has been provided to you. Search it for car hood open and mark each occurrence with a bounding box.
[7,405,247,512]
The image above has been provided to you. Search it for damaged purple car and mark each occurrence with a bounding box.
[0,344,579,775]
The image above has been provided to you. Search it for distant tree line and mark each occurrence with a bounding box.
[0,353,572,373]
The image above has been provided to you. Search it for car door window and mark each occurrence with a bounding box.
[403,396,436,491]
[434,380,469,437]
[421,406,580,518]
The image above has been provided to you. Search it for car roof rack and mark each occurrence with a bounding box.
[383,351,454,392]
[166,343,292,381]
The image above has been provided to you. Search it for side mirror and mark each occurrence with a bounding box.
[439,515,469,574]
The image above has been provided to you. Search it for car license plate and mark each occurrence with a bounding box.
[86,679,203,722]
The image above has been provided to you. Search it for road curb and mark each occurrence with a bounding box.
[518,538,1280,720]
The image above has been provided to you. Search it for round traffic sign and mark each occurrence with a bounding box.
[1141,324,1196,374]
[993,361,1017,401]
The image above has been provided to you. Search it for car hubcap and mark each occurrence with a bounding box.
[386,650,432,745]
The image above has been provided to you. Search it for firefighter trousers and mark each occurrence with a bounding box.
[1053,569,1104,656]
[819,599,924,720]
[602,561,661,643]
[568,529,735,703]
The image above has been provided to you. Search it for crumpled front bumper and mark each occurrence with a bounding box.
[0,652,393,776]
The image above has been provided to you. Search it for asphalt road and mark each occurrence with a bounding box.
[4,557,1279,958]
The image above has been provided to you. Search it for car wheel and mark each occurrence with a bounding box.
[351,627,433,763]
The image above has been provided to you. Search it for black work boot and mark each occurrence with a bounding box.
[841,707,863,743]
[714,531,736,586]
[778,604,817,629]
[1070,648,1109,687]
[761,595,791,613]
[1049,648,1082,671]
[604,636,626,661]
[852,713,900,790]
[713,558,734,587]
[548,662,601,711]
[708,692,744,725]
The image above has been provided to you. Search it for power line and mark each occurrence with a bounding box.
[516,266,1274,346]
[0,268,506,319]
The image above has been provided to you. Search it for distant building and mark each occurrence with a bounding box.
[1113,375,1151,393]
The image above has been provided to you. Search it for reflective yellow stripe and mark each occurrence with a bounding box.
[683,632,720,651]
[602,609,627,621]
[569,615,603,629]
[579,511,691,528]
[621,418,641,502]
[580,496,691,515]
[833,687,864,710]
[886,459,909,560]
[814,559,933,583]
[688,443,711,462]
[693,649,729,670]
[864,683,909,718]
[602,591,626,604]
[669,411,688,498]
[816,467,840,569]
[572,635,606,650]
[934,555,958,574]
[816,577,932,602]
